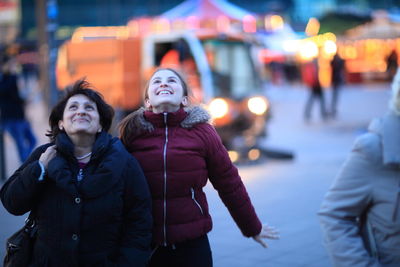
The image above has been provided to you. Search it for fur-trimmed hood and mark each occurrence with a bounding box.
[127,106,211,136]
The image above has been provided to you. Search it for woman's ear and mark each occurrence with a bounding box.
[145,99,151,109]
[58,121,64,131]
[181,96,188,107]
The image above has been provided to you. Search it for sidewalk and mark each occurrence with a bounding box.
[206,82,390,266]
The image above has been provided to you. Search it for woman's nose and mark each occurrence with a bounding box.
[76,107,86,115]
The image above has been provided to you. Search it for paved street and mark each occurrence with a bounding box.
[0,81,391,266]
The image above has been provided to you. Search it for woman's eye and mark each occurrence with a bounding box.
[152,80,161,84]
[68,105,77,110]
[168,79,176,83]
[85,105,94,110]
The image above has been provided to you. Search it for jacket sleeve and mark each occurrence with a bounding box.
[117,154,152,267]
[318,133,380,267]
[0,144,50,215]
[199,123,262,237]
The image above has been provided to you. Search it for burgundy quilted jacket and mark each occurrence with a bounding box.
[124,107,262,245]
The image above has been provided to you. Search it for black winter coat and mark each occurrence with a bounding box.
[0,132,153,266]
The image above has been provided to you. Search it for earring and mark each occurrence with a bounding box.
[59,126,63,131]
[98,128,102,133]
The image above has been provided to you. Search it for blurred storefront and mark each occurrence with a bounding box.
[337,10,400,82]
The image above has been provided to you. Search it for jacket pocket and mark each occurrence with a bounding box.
[191,188,204,215]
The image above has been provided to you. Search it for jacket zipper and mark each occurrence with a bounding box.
[191,188,204,215]
[163,113,169,246]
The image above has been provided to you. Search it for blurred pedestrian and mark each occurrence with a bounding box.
[386,49,398,80]
[17,48,39,95]
[301,58,328,121]
[0,56,36,162]
[119,68,279,267]
[330,53,345,118]
[0,79,153,266]
[318,68,400,266]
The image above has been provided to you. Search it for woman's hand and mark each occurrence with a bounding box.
[39,145,57,169]
[252,223,280,248]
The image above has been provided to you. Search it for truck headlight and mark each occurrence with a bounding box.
[247,96,268,115]
[209,98,229,119]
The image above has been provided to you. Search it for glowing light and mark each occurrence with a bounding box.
[270,15,284,31]
[248,149,260,161]
[248,97,268,115]
[228,151,239,163]
[305,17,320,36]
[299,40,319,60]
[323,40,337,56]
[155,18,170,33]
[344,46,357,59]
[186,16,199,30]
[324,32,337,42]
[217,16,230,32]
[138,18,152,34]
[243,15,257,33]
[209,98,229,119]
[283,40,299,53]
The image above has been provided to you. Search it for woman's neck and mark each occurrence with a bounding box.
[69,134,95,158]
[152,104,180,114]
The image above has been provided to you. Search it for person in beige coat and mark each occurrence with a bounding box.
[318,68,400,267]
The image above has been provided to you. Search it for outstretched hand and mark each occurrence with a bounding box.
[252,223,280,248]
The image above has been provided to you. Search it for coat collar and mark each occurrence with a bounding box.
[53,132,124,198]
[369,112,400,165]
[55,131,111,161]
[129,106,211,136]
[144,108,187,128]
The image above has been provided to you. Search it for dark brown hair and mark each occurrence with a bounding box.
[46,79,115,141]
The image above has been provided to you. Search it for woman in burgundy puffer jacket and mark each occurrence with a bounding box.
[119,68,279,267]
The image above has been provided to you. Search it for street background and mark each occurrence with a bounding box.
[0,81,390,266]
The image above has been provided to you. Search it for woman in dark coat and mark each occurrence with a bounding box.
[119,68,279,267]
[0,79,152,266]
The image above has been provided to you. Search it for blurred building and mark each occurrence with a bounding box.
[20,0,184,42]
[17,0,400,43]
[0,0,19,45]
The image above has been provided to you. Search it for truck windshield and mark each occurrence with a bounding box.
[202,39,260,99]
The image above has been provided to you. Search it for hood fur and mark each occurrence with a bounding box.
[128,106,211,136]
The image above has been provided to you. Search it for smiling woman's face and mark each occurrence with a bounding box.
[58,94,102,137]
[146,69,187,113]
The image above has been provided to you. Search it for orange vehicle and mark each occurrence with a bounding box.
[57,25,270,161]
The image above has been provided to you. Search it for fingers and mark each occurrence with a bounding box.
[261,224,280,239]
[252,236,268,248]
[261,232,280,240]
[39,145,57,168]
